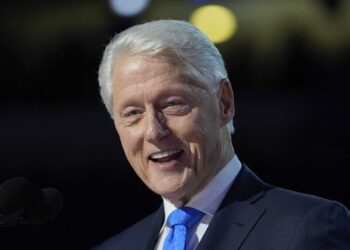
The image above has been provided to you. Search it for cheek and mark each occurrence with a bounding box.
[119,135,145,176]
[117,127,143,158]
[168,118,200,142]
[170,115,212,158]
[193,108,219,136]
[186,109,220,155]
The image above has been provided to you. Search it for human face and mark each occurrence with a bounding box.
[111,54,234,206]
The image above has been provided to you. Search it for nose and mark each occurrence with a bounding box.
[145,112,169,143]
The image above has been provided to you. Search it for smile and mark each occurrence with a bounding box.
[149,149,184,163]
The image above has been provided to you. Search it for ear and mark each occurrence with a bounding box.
[217,79,235,127]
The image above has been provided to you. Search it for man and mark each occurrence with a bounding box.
[94,20,350,249]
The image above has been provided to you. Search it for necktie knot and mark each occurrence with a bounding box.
[163,207,204,250]
[167,207,204,229]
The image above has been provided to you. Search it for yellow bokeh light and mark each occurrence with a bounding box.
[190,5,238,44]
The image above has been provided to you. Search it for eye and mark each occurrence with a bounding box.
[162,99,190,115]
[121,108,143,118]
[165,101,180,107]
[162,101,184,111]
[125,110,141,117]
[163,97,186,108]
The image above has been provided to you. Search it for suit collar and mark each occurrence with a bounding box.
[220,164,266,207]
[197,164,268,250]
[127,205,164,250]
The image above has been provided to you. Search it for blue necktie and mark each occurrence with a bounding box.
[163,207,204,250]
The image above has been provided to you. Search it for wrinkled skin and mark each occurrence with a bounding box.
[111,54,235,206]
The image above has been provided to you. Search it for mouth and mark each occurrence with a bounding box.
[149,149,184,163]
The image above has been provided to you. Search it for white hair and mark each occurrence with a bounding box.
[98,19,234,134]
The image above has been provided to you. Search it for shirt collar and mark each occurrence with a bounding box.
[162,154,242,218]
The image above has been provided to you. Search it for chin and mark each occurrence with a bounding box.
[153,186,182,198]
[153,183,192,204]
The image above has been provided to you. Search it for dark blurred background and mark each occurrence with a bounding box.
[1,0,349,249]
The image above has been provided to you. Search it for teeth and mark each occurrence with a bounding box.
[150,149,182,160]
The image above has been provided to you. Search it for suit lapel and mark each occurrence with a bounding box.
[197,165,268,250]
[138,205,164,250]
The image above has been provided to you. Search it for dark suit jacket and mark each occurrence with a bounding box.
[94,165,350,249]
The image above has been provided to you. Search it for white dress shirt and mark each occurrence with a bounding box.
[155,154,242,250]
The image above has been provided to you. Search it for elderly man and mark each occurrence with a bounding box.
[94,20,350,250]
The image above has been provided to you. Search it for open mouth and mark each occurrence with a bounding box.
[149,149,184,163]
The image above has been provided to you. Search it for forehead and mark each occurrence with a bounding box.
[113,53,175,81]
[111,53,207,96]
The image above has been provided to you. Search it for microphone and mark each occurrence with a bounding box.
[0,177,63,226]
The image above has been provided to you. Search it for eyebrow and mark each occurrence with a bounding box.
[177,73,208,90]
[116,84,193,111]
[113,72,207,111]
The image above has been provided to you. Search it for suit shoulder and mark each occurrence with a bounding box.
[262,185,349,216]
[246,186,350,248]
[93,208,163,250]
[265,188,350,248]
